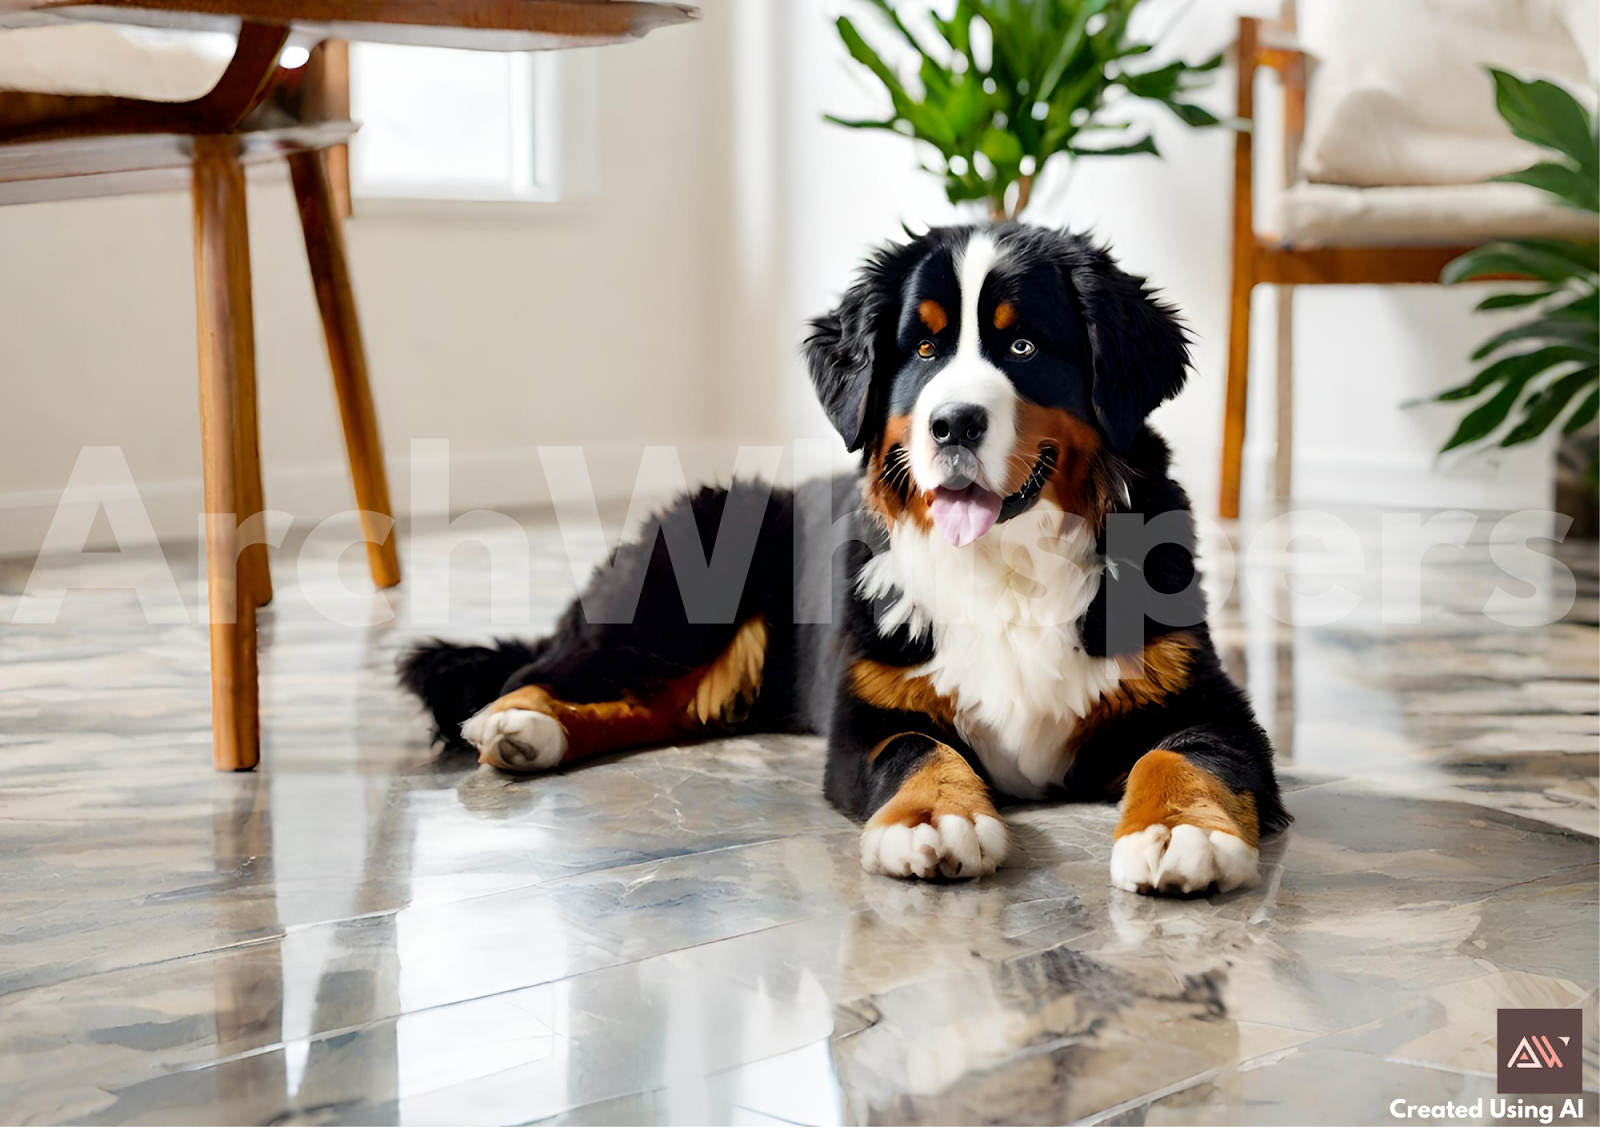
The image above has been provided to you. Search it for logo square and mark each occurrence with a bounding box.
[1498,1008,1583,1094]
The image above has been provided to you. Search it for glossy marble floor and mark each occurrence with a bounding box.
[1,504,1596,1125]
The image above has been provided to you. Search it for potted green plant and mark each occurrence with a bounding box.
[1434,70,1599,524]
[827,0,1226,221]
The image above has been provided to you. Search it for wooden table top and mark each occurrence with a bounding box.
[0,0,699,51]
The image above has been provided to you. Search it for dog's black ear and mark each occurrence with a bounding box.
[803,238,921,453]
[1060,237,1190,452]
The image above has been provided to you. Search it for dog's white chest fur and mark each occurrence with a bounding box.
[858,506,1124,799]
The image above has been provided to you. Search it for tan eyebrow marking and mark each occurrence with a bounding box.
[993,301,1018,330]
[917,299,948,335]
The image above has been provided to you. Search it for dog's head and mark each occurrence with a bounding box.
[805,224,1189,545]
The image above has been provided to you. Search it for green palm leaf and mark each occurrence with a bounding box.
[1439,70,1598,470]
[1434,345,1595,402]
[826,0,1224,220]
[1442,370,1542,451]
[1471,316,1600,361]
[1443,240,1598,286]
[1501,367,1599,445]
[1491,162,1600,212]
[1475,290,1556,311]
[1564,387,1600,435]
[1487,69,1598,176]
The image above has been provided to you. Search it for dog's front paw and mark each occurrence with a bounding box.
[462,705,567,773]
[861,810,1008,880]
[1111,748,1263,897]
[1110,822,1259,895]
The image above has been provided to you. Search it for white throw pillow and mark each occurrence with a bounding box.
[1297,0,1596,187]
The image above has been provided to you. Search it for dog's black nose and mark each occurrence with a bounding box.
[929,403,987,448]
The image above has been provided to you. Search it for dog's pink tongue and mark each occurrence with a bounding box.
[930,486,1002,547]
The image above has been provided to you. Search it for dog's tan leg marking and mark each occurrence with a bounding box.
[849,660,957,726]
[860,740,1008,881]
[1111,748,1260,895]
[463,618,767,773]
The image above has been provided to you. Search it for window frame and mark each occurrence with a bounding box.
[345,43,575,212]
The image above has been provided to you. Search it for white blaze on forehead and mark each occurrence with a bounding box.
[908,231,1019,497]
[955,232,999,364]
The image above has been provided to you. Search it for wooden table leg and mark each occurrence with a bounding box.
[193,134,261,772]
[287,150,401,590]
[237,305,271,609]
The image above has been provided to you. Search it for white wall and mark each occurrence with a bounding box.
[0,8,743,559]
[0,0,1560,562]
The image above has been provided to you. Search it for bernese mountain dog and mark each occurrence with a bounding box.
[400,223,1289,896]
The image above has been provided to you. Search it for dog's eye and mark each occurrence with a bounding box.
[917,339,938,360]
[1010,338,1037,359]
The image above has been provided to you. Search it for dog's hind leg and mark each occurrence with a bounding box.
[462,616,769,772]
[400,481,797,769]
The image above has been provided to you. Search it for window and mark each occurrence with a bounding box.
[348,44,561,203]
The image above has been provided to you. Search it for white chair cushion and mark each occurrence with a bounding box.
[0,24,233,102]
[1271,180,1599,248]
[1297,0,1596,188]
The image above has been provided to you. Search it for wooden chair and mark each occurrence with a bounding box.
[0,24,398,770]
[1217,3,1593,518]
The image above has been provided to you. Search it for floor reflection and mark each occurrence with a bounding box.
[0,505,1594,1124]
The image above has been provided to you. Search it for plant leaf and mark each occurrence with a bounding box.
[1434,344,1595,401]
[928,3,972,57]
[827,0,1225,217]
[860,0,935,58]
[1035,0,1104,104]
[979,125,1025,167]
[1443,240,1599,285]
[1544,288,1600,321]
[835,15,961,150]
[1487,68,1598,176]
[823,115,902,131]
[1470,315,1600,361]
[1501,366,1599,445]
[1072,133,1159,157]
[1441,369,1541,450]
[1475,289,1558,311]
[835,16,907,103]
[1117,59,1187,101]
[1563,387,1600,434]
[1515,237,1600,274]
[1163,101,1221,127]
[1490,161,1600,213]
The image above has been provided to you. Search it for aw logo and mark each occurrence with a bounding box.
[1498,1008,1582,1094]
[1508,1035,1566,1071]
